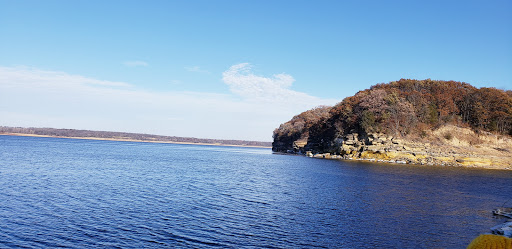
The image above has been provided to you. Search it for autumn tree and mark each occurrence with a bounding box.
[273,79,512,152]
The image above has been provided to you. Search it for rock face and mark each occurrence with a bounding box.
[273,127,512,169]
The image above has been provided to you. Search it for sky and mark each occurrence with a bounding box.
[0,0,511,141]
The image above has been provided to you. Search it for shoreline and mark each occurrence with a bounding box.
[292,151,512,171]
[3,133,509,170]
[0,133,272,149]
[275,126,512,171]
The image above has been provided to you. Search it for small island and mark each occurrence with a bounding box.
[273,79,512,170]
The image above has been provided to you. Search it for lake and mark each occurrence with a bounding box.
[0,135,511,248]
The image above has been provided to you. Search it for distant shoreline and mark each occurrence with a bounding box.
[0,133,272,149]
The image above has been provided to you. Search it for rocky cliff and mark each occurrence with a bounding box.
[273,79,512,170]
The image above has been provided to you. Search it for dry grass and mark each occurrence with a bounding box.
[402,125,512,169]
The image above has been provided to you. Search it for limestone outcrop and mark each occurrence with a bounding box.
[275,126,512,170]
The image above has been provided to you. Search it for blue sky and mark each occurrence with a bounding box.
[0,0,511,141]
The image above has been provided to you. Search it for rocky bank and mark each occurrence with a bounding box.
[274,125,512,170]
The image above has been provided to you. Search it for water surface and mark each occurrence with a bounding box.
[0,135,510,248]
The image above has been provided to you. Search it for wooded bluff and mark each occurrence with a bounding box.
[272,79,512,169]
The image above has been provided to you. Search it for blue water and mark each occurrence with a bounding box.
[0,135,511,248]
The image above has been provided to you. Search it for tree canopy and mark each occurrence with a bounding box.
[273,79,512,151]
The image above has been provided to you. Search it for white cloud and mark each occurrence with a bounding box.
[0,65,336,141]
[0,66,131,88]
[123,60,149,67]
[185,66,210,73]
[222,63,332,108]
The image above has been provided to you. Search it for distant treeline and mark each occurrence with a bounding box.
[0,126,272,147]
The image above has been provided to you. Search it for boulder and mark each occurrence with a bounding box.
[491,222,512,238]
[293,140,308,150]
[345,140,356,145]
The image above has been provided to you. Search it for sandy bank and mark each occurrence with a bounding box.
[0,133,272,149]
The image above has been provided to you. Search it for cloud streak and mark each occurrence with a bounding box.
[0,66,132,88]
[123,60,149,67]
[185,66,210,74]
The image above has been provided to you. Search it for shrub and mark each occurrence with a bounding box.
[420,130,428,138]
[443,132,453,140]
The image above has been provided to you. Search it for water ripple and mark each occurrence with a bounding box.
[1,135,512,248]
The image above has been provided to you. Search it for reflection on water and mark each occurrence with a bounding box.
[0,135,510,248]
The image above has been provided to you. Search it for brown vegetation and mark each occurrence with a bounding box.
[273,79,512,169]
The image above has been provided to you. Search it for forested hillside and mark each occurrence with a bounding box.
[273,79,512,154]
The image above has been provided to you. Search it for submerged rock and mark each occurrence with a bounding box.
[491,221,512,238]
